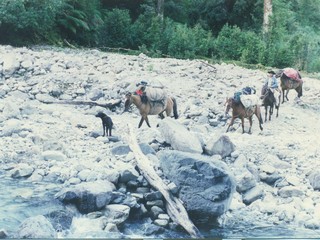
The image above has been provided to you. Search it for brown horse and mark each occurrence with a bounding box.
[225,97,263,134]
[261,84,280,121]
[276,69,303,103]
[124,92,178,128]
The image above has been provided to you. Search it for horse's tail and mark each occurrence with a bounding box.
[172,97,179,119]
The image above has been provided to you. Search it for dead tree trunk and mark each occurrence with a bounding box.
[157,0,164,21]
[126,124,202,238]
[43,99,121,110]
[263,0,273,33]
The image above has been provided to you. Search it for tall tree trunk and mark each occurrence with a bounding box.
[263,0,272,33]
[157,0,164,21]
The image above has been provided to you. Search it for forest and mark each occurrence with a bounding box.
[0,0,320,73]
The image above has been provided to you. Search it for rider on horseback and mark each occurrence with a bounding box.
[262,70,281,107]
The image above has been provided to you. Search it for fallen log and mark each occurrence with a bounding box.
[126,124,203,238]
[44,99,122,110]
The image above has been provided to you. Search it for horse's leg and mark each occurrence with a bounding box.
[145,116,151,128]
[285,90,289,101]
[255,106,263,131]
[248,116,252,134]
[138,117,145,128]
[158,112,165,119]
[269,105,273,121]
[296,85,303,98]
[264,106,268,122]
[226,117,235,132]
[241,117,245,134]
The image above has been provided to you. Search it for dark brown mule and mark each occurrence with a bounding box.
[124,92,178,128]
[261,85,280,121]
[225,97,263,134]
[276,69,303,103]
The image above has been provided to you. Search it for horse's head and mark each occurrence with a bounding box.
[275,69,283,78]
[123,92,133,112]
[224,97,233,117]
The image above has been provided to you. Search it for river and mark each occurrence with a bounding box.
[1,175,320,239]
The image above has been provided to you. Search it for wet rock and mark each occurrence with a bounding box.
[144,223,165,236]
[56,180,116,213]
[18,215,56,238]
[154,219,169,227]
[11,164,34,178]
[150,206,164,219]
[0,229,8,239]
[103,204,130,225]
[45,210,73,231]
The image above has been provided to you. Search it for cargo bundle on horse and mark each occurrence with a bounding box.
[276,68,303,103]
[124,84,178,128]
[225,91,263,134]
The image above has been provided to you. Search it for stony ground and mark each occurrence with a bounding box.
[1,45,320,238]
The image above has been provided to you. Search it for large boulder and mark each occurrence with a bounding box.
[308,170,320,191]
[158,118,203,154]
[157,150,236,226]
[204,135,235,158]
[55,180,116,214]
[18,215,56,238]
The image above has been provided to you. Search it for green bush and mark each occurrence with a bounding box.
[98,8,132,48]
[214,24,245,60]
[166,23,213,58]
[0,0,64,44]
[240,31,266,64]
[57,0,103,46]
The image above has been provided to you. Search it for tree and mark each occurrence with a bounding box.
[157,0,164,20]
[263,0,272,33]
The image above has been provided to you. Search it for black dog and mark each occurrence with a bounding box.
[95,112,113,136]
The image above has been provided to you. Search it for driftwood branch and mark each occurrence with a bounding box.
[197,60,217,72]
[44,99,121,110]
[126,124,203,238]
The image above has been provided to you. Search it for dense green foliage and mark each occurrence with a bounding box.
[0,0,319,72]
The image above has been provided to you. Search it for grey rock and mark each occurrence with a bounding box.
[158,118,203,154]
[158,150,236,226]
[242,186,264,205]
[55,180,116,213]
[204,135,235,158]
[45,210,73,231]
[308,170,320,190]
[18,215,56,238]
[278,186,304,198]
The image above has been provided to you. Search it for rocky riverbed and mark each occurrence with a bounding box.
[0,45,320,238]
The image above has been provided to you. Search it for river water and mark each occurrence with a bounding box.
[1,175,320,239]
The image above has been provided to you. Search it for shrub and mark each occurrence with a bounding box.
[214,24,245,60]
[240,31,266,64]
[0,0,64,44]
[97,8,132,48]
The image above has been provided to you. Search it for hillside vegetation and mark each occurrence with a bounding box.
[1,0,320,73]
